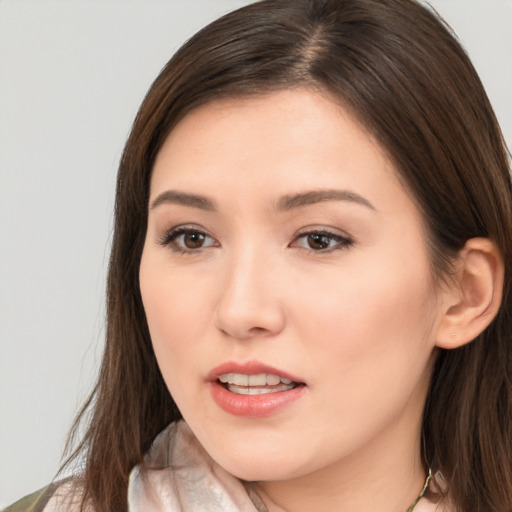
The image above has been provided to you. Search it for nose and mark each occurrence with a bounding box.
[214,247,286,340]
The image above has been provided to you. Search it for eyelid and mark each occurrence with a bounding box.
[155,223,353,254]
[290,226,354,253]
[156,224,219,252]
[292,225,353,240]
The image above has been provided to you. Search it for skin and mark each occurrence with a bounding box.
[139,89,450,512]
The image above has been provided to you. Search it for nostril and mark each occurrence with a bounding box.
[248,326,269,334]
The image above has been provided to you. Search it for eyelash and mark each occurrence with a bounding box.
[157,226,354,254]
[157,226,219,254]
[292,230,354,254]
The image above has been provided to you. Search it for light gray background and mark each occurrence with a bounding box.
[1,0,510,506]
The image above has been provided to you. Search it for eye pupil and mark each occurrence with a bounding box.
[308,233,330,250]
[184,232,205,249]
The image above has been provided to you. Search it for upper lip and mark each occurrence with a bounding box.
[207,360,305,384]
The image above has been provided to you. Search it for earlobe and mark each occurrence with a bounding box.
[436,238,504,350]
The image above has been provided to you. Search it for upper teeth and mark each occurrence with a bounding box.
[218,373,293,386]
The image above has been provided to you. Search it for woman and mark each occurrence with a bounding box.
[6,0,511,511]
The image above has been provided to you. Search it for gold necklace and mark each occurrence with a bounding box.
[406,468,432,512]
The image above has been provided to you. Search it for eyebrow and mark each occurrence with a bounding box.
[150,188,376,213]
[277,189,376,212]
[150,190,216,211]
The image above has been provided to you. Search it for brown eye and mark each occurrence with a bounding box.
[159,227,219,253]
[307,233,331,250]
[183,232,206,249]
[291,230,354,253]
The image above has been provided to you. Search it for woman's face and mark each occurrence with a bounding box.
[140,89,442,484]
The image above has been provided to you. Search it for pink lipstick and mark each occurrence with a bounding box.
[207,361,306,417]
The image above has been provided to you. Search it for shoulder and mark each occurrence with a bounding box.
[3,480,86,512]
[3,483,58,512]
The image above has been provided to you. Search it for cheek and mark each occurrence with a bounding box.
[294,246,437,394]
[140,244,214,336]
[304,262,431,330]
[139,252,212,395]
[285,256,437,461]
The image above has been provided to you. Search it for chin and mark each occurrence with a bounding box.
[206,442,311,482]
[222,459,301,482]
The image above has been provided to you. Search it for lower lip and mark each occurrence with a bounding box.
[209,381,306,418]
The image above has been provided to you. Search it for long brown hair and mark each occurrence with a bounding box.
[62,1,512,510]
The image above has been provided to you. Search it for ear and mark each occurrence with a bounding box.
[436,238,504,349]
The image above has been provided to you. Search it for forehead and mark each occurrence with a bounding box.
[150,89,416,219]
[155,90,384,174]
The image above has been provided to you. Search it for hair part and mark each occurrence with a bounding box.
[60,1,512,511]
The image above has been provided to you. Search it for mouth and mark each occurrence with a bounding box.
[218,372,299,395]
[208,362,306,417]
